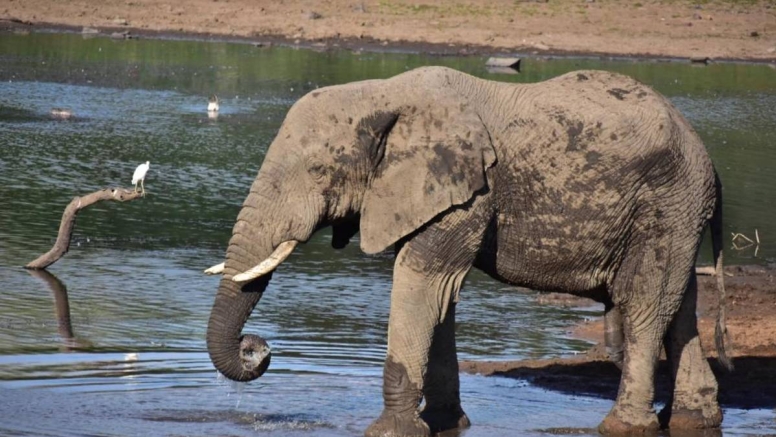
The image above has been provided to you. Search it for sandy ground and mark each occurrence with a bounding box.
[1,0,775,61]
[460,265,776,410]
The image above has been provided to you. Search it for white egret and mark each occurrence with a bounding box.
[132,161,150,195]
[208,94,219,113]
[124,352,139,361]
[50,108,74,119]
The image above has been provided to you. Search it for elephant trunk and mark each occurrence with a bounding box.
[207,272,271,382]
[206,184,284,382]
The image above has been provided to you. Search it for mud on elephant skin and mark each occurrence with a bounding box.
[204,66,730,436]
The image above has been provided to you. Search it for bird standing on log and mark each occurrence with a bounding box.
[132,161,150,195]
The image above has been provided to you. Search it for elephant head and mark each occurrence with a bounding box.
[207,67,496,382]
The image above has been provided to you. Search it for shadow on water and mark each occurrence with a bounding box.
[493,357,776,410]
[537,428,723,437]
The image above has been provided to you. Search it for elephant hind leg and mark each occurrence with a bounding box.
[599,242,691,435]
[659,272,723,430]
[604,300,625,370]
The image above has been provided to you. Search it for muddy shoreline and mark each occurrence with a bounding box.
[3,19,775,66]
[2,0,775,63]
[0,21,770,67]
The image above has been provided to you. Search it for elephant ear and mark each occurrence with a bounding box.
[359,101,496,254]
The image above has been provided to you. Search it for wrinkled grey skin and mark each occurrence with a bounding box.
[206,67,730,436]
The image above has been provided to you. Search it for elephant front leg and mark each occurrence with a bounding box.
[420,302,470,433]
[365,356,428,437]
[365,245,470,437]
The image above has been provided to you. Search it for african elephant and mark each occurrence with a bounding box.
[205,66,731,436]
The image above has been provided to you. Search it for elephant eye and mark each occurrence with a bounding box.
[308,161,328,182]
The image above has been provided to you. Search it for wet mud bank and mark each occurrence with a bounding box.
[2,19,771,65]
[2,0,775,63]
[462,264,776,410]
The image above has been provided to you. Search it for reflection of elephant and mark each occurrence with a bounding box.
[205,67,730,436]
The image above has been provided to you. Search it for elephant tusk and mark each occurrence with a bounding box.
[232,240,298,283]
[204,262,225,275]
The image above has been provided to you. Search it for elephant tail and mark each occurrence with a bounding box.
[711,172,734,371]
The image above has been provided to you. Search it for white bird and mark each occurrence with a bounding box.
[124,352,139,361]
[208,94,219,113]
[132,161,150,195]
[50,108,74,119]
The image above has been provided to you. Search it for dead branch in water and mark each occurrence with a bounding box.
[25,188,144,269]
[731,232,754,244]
[731,230,761,258]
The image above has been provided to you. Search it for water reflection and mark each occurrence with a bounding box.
[26,269,89,351]
[26,269,146,377]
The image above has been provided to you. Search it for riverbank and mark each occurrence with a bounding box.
[461,265,776,409]
[1,0,775,62]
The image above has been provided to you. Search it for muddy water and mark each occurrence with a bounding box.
[0,33,774,436]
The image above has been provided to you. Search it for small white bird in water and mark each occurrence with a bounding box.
[50,108,74,120]
[132,161,150,195]
[208,94,219,113]
[124,352,139,361]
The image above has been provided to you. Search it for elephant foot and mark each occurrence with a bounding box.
[658,406,722,430]
[599,410,659,435]
[420,404,470,433]
[364,411,430,437]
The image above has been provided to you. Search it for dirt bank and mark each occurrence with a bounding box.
[2,0,775,62]
[461,265,776,410]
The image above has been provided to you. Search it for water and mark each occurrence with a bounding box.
[0,33,774,436]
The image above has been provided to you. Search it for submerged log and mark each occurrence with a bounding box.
[25,188,144,270]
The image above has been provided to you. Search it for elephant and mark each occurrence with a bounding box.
[204,66,731,436]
